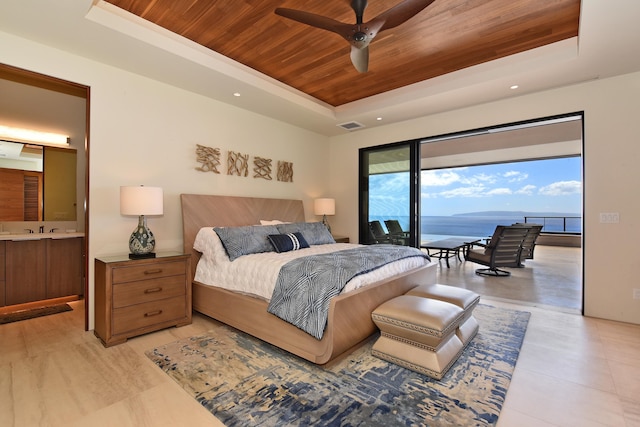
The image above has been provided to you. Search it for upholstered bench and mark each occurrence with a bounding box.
[406,284,480,346]
[371,295,465,380]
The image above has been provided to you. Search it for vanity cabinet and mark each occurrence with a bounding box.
[1,236,84,307]
[0,242,5,306]
[46,238,84,299]
[5,239,47,305]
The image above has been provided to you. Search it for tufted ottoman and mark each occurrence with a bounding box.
[371,295,465,379]
[406,284,480,346]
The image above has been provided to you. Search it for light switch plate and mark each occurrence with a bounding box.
[599,212,620,223]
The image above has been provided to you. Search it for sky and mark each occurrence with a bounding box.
[369,157,582,217]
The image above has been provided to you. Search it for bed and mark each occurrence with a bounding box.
[181,194,437,364]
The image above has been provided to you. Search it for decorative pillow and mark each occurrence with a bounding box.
[276,222,336,245]
[213,225,279,261]
[268,232,310,253]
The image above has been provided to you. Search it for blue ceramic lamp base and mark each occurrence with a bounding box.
[129,215,156,259]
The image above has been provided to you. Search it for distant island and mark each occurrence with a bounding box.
[453,211,580,217]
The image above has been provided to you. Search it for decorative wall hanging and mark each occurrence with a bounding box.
[277,161,294,182]
[195,144,221,174]
[228,151,249,177]
[253,156,273,180]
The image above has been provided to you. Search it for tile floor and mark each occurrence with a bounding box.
[1,249,639,426]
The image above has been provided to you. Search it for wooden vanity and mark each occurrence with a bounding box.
[0,233,84,309]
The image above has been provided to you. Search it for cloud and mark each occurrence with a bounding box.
[539,180,582,196]
[421,170,461,186]
[464,173,497,185]
[486,187,512,196]
[516,184,537,195]
[437,186,487,198]
[370,173,410,193]
[504,171,528,182]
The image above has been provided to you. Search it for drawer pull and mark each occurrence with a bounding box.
[144,287,163,294]
[144,269,163,275]
[144,310,163,317]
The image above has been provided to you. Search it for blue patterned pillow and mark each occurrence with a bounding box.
[276,222,336,245]
[268,232,310,253]
[213,225,279,261]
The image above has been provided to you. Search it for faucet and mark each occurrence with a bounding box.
[39,225,45,233]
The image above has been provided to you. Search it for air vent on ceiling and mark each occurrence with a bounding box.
[337,121,365,131]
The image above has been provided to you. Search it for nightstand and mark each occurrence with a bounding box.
[333,235,350,243]
[94,252,192,347]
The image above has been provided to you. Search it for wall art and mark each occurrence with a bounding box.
[228,151,249,177]
[253,156,273,180]
[277,160,294,182]
[195,144,221,173]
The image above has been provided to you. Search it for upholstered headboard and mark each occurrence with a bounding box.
[180,194,306,279]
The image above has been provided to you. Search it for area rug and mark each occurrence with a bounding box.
[0,303,72,324]
[146,304,530,426]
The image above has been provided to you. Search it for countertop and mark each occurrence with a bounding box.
[0,232,85,241]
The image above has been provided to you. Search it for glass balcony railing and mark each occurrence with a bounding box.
[523,216,581,234]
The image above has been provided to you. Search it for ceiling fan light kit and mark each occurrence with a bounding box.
[275,0,436,73]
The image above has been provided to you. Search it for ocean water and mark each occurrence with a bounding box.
[370,215,581,242]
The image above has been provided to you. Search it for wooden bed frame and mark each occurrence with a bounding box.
[181,194,437,364]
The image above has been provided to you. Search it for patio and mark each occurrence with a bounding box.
[430,244,582,313]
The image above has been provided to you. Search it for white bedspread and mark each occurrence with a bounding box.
[193,227,428,301]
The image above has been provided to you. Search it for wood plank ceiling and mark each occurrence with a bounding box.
[104,0,580,107]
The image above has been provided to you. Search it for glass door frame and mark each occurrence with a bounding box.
[358,139,421,247]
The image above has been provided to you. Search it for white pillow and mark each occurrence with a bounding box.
[193,227,231,265]
[259,219,287,225]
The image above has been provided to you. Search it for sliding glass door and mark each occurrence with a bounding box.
[359,141,420,246]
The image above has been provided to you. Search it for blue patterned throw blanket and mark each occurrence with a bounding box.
[267,245,429,339]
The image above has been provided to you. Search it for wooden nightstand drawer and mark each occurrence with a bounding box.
[112,260,186,284]
[112,295,186,335]
[112,275,186,308]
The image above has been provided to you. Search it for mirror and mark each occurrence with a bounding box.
[0,63,87,229]
[0,140,77,221]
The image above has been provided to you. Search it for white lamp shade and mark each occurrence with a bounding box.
[314,198,335,216]
[120,186,164,215]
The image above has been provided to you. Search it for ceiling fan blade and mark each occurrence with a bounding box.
[368,0,437,32]
[275,8,351,36]
[350,45,369,73]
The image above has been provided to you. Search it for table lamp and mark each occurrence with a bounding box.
[120,185,163,258]
[314,198,335,233]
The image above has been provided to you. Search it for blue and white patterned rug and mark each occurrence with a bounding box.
[146,304,530,426]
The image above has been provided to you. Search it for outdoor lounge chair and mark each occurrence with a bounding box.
[512,223,543,264]
[384,219,410,245]
[368,220,392,244]
[465,225,529,276]
[384,219,409,237]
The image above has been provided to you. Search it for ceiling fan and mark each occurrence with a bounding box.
[275,0,437,73]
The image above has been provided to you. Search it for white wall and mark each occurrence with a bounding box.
[328,71,640,325]
[1,31,330,329]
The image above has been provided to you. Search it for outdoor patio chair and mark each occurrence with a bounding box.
[384,219,409,237]
[465,225,529,276]
[384,219,410,245]
[512,223,543,264]
[368,220,393,244]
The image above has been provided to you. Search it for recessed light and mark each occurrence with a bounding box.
[510,85,519,90]
[376,117,383,121]
[233,92,241,97]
